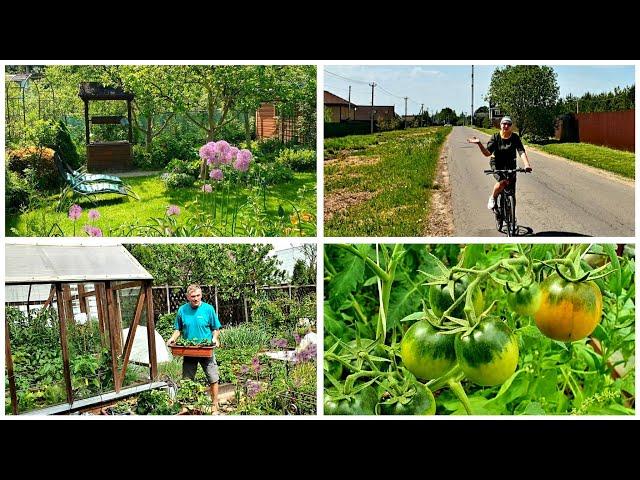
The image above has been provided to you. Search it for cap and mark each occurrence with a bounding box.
[500,116,513,125]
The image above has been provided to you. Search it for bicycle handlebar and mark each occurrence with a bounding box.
[484,168,530,174]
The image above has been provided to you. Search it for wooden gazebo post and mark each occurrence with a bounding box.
[145,280,158,381]
[55,283,74,406]
[83,99,90,145]
[127,99,133,144]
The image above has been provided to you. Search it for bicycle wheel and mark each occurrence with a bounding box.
[509,194,518,236]
[503,195,515,237]
[494,195,503,233]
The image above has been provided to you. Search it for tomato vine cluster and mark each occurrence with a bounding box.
[325,244,613,416]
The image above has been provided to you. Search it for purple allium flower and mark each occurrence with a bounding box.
[202,183,213,193]
[210,169,224,181]
[166,205,181,216]
[247,380,262,398]
[68,204,82,221]
[83,225,103,237]
[88,209,100,220]
[199,142,217,165]
[240,365,249,375]
[237,149,253,163]
[233,157,251,172]
[251,357,262,374]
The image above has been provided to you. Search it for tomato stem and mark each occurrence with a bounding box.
[447,379,473,415]
[426,364,463,391]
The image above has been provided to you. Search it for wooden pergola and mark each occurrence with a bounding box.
[78,82,134,172]
[5,244,160,415]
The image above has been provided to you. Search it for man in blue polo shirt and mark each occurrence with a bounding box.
[167,284,222,412]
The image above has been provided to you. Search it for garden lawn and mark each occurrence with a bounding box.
[324,127,450,236]
[7,173,316,237]
[472,127,634,179]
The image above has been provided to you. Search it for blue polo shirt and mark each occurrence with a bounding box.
[175,302,221,342]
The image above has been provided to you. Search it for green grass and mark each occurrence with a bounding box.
[7,173,316,237]
[324,129,425,160]
[471,127,635,179]
[533,143,634,179]
[324,127,451,236]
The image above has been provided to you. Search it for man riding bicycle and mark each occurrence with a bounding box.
[467,116,532,210]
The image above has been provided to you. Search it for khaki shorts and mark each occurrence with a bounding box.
[182,353,219,384]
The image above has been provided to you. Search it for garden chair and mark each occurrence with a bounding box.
[54,152,139,206]
[54,152,124,184]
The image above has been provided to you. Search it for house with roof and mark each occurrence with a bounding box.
[324,91,357,122]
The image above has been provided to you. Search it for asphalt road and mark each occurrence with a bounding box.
[447,126,635,237]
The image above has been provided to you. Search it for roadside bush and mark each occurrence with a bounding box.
[253,162,294,185]
[6,147,62,191]
[165,158,201,177]
[276,148,316,172]
[52,121,80,169]
[156,313,176,341]
[162,173,196,188]
[5,169,32,213]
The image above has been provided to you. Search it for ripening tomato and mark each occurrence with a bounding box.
[454,318,519,387]
[506,282,542,316]
[534,273,603,342]
[429,277,484,319]
[400,320,456,380]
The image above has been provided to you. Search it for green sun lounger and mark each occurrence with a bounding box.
[55,152,139,203]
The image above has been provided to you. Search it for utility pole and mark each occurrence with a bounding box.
[576,100,579,114]
[471,65,474,127]
[369,82,376,134]
[404,96,408,129]
[420,103,424,127]
[348,85,352,120]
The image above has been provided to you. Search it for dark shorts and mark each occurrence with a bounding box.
[182,353,219,384]
[489,158,517,184]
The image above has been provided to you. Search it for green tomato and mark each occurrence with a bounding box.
[400,320,456,380]
[429,277,484,319]
[506,282,542,316]
[379,381,436,415]
[454,318,519,387]
[324,387,378,415]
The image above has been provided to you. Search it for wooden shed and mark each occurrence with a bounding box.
[79,82,134,172]
[5,244,164,415]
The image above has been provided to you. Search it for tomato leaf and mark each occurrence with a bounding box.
[462,244,485,268]
[399,312,427,323]
[328,250,365,310]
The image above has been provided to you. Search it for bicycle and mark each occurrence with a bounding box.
[483,168,529,237]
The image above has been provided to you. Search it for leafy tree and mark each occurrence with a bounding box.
[127,244,286,300]
[433,107,458,125]
[473,106,489,126]
[556,85,634,114]
[486,65,559,139]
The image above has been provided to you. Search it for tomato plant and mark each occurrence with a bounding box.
[325,243,634,416]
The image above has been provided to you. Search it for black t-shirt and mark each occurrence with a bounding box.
[487,132,525,169]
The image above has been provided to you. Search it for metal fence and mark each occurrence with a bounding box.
[577,110,635,152]
[150,284,316,325]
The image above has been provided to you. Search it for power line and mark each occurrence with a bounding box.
[325,70,370,85]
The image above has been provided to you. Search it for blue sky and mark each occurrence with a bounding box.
[324,65,635,115]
